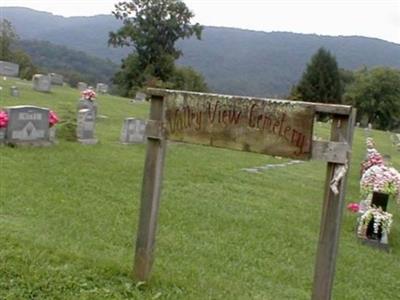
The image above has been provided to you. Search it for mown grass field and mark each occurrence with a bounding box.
[1,78,400,299]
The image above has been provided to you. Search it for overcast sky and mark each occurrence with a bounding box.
[1,0,399,44]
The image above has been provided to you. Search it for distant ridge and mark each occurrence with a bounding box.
[2,7,400,97]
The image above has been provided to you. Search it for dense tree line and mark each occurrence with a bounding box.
[291,47,400,131]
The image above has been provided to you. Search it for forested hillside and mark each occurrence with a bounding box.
[19,40,118,86]
[2,7,400,96]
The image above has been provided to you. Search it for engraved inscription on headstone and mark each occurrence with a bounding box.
[49,73,64,85]
[120,118,147,144]
[77,99,98,117]
[0,61,19,77]
[77,109,97,144]
[10,86,19,97]
[5,105,54,145]
[77,82,88,91]
[32,74,51,92]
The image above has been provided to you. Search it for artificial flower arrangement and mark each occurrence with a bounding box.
[0,110,8,128]
[49,110,59,127]
[357,206,393,239]
[81,88,96,101]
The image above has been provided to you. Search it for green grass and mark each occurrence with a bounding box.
[1,78,400,299]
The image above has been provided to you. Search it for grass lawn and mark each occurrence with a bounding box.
[1,78,400,299]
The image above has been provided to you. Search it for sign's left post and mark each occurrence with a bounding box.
[133,94,167,281]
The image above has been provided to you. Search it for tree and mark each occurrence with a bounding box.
[109,0,203,95]
[291,47,342,103]
[0,19,19,61]
[344,67,400,130]
[171,66,208,92]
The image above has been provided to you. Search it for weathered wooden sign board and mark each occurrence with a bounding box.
[164,93,314,160]
[133,88,356,300]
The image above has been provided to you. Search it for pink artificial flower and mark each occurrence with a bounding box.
[347,202,360,213]
[49,110,59,127]
[0,110,9,128]
[81,89,96,100]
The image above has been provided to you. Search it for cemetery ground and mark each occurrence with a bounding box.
[1,78,400,299]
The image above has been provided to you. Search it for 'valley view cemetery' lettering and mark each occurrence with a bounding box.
[164,93,315,160]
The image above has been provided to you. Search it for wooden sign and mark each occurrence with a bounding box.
[164,93,315,160]
[134,88,356,300]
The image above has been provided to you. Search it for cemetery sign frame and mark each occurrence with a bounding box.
[134,88,356,300]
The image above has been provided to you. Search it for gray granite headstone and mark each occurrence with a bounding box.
[49,73,64,85]
[77,109,97,144]
[120,118,147,144]
[10,86,19,97]
[77,99,98,117]
[4,105,54,146]
[77,82,88,91]
[0,61,19,77]
[135,92,146,101]
[32,74,51,92]
[96,83,108,94]
[0,127,5,144]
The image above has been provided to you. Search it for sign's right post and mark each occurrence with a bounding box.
[312,109,356,300]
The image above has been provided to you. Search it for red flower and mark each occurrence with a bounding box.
[0,110,8,128]
[347,202,360,213]
[49,110,59,127]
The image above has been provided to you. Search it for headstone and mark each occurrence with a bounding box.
[4,105,54,146]
[96,83,108,94]
[77,109,97,144]
[368,123,372,130]
[77,82,88,91]
[135,92,146,101]
[356,122,360,127]
[77,99,98,117]
[49,73,64,85]
[32,74,51,92]
[120,118,147,144]
[10,86,19,97]
[0,61,19,77]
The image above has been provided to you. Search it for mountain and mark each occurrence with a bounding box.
[2,7,400,97]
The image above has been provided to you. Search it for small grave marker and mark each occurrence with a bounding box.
[135,92,147,101]
[32,74,51,92]
[120,118,147,144]
[77,109,97,144]
[10,86,19,97]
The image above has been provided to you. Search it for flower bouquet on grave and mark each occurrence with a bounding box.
[360,164,400,204]
[360,149,384,175]
[357,206,393,241]
[81,88,96,101]
[0,110,8,128]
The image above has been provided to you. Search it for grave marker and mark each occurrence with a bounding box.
[0,61,19,77]
[120,118,147,144]
[4,105,55,146]
[77,109,97,144]
[10,86,19,97]
[32,74,51,92]
[49,73,64,85]
[133,88,356,300]
[77,82,88,91]
[96,83,108,94]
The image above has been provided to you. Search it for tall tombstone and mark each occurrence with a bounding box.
[77,109,97,144]
[96,83,108,94]
[10,86,19,97]
[77,82,88,91]
[4,105,54,146]
[0,61,19,77]
[120,118,147,144]
[77,99,98,118]
[49,73,64,85]
[32,74,51,92]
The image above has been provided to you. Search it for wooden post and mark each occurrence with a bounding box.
[312,109,356,300]
[133,95,166,281]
